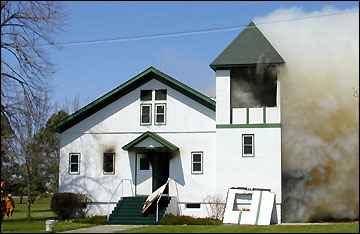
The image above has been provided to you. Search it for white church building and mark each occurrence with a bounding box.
[51,21,285,225]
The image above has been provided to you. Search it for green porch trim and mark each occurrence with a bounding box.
[50,67,215,133]
[216,123,281,128]
[122,131,179,151]
[246,108,249,124]
[255,191,263,225]
[263,107,266,124]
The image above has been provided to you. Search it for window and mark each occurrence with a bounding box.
[140,157,150,170]
[140,90,152,101]
[242,134,254,157]
[186,203,201,209]
[69,153,80,174]
[191,152,203,174]
[140,104,151,125]
[155,104,166,125]
[104,153,115,174]
[155,89,167,100]
[233,193,252,211]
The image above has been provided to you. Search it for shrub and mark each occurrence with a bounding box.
[51,192,92,220]
[159,214,222,225]
[73,215,107,225]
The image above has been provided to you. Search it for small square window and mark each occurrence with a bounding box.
[155,89,167,100]
[140,90,152,101]
[69,153,80,174]
[191,152,203,174]
[141,104,151,125]
[104,153,115,174]
[140,157,150,170]
[242,135,254,157]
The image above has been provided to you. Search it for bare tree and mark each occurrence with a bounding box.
[1,1,67,129]
[203,194,226,220]
[10,89,50,218]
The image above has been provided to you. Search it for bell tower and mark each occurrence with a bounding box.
[211,21,285,223]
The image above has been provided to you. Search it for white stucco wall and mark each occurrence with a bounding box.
[215,127,282,222]
[216,70,230,124]
[59,78,216,217]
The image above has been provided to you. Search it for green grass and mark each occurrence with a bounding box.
[1,197,96,233]
[117,223,359,233]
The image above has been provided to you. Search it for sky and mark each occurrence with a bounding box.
[47,1,359,112]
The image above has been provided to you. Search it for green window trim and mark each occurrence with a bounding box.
[216,123,281,128]
[191,152,203,174]
[69,153,80,175]
[103,152,115,175]
[140,104,152,126]
[242,134,254,157]
[155,103,166,125]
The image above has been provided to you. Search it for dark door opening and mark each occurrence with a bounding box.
[150,153,169,194]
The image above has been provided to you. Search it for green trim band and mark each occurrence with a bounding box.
[263,107,266,124]
[238,210,242,224]
[122,131,179,151]
[216,123,281,129]
[255,191,263,225]
[246,108,249,124]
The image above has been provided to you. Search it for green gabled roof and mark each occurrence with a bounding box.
[50,67,216,133]
[210,21,285,70]
[122,131,179,151]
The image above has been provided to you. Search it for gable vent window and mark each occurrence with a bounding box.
[104,153,115,174]
[155,104,166,125]
[69,153,80,174]
[242,134,254,157]
[155,89,167,100]
[140,90,152,101]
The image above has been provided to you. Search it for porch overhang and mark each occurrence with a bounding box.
[122,131,179,152]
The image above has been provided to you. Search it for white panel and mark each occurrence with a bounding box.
[232,108,247,124]
[249,108,263,124]
[134,137,163,148]
[266,107,280,123]
[257,191,275,225]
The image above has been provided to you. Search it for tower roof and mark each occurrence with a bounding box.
[210,21,285,70]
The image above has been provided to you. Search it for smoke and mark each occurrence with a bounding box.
[254,6,359,222]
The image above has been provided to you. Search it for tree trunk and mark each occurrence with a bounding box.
[20,195,23,204]
[27,180,31,218]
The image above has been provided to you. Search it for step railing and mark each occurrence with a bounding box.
[156,178,170,222]
[107,178,134,220]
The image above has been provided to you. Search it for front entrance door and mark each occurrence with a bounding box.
[136,154,152,195]
[135,153,169,195]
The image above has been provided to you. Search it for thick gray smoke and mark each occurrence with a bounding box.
[254,6,359,222]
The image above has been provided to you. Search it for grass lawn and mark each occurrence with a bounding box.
[118,223,359,233]
[1,197,96,233]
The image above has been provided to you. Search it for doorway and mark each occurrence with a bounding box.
[135,152,169,195]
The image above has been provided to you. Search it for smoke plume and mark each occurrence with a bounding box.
[254,6,359,222]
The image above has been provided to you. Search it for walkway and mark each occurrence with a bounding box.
[59,225,145,233]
